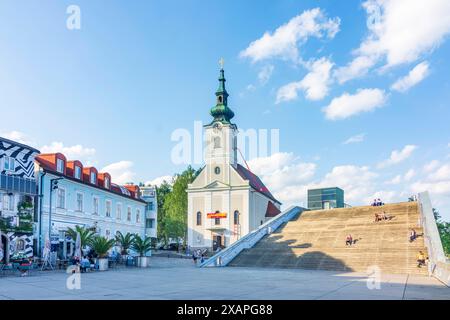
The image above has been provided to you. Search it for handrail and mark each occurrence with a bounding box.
[417,192,450,286]
[417,192,446,264]
[199,206,305,267]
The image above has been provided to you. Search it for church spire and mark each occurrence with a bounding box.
[210,58,235,124]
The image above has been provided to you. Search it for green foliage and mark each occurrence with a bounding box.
[156,180,172,245]
[433,208,450,257]
[163,166,199,246]
[131,234,153,256]
[66,225,95,249]
[115,231,134,255]
[89,236,116,258]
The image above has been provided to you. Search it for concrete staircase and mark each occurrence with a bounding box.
[229,202,428,275]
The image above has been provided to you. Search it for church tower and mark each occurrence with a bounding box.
[204,65,238,184]
[187,61,281,252]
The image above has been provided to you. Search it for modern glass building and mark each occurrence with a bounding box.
[307,187,344,210]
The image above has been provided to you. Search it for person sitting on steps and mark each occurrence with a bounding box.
[374,213,380,222]
[417,251,426,268]
[345,234,353,246]
[409,229,417,242]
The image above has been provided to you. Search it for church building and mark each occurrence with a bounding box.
[187,64,281,252]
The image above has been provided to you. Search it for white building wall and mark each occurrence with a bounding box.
[37,172,146,252]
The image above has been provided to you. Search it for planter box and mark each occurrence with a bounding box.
[97,258,109,271]
[136,256,150,268]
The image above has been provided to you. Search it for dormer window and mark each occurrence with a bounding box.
[74,166,82,179]
[104,177,110,189]
[56,158,65,173]
[90,171,97,184]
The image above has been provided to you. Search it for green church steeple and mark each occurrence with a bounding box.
[210,61,235,124]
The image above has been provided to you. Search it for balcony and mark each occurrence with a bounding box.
[0,173,37,195]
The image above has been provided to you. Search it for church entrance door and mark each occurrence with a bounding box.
[213,235,222,251]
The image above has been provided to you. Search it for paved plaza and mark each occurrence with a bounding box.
[0,257,449,300]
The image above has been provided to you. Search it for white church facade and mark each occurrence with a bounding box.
[187,66,281,252]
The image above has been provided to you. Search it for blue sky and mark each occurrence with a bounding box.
[1,1,450,219]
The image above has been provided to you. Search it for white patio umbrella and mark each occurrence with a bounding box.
[41,233,53,270]
[0,230,4,262]
[74,232,81,260]
[42,233,50,259]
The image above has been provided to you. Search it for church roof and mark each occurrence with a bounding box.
[265,200,281,217]
[235,164,281,205]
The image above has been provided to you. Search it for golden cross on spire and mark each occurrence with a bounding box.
[219,57,225,69]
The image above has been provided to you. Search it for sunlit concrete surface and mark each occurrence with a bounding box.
[0,257,448,300]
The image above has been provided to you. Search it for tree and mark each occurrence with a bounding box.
[131,234,153,257]
[433,208,450,257]
[163,166,199,248]
[115,231,134,255]
[156,180,172,246]
[66,225,95,249]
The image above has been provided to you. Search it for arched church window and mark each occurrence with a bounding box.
[233,210,240,225]
[214,136,221,149]
[214,166,220,175]
[218,96,223,104]
[196,211,202,226]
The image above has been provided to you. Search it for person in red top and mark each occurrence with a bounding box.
[345,234,353,246]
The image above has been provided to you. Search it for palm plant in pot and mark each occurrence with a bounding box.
[89,236,115,271]
[131,234,152,267]
[66,225,95,252]
[115,231,134,262]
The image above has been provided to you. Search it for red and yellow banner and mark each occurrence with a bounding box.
[207,212,227,219]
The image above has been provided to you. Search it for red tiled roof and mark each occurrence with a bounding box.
[35,153,143,203]
[265,201,281,217]
[235,164,281,204]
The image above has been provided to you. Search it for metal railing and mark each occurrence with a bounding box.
[199,206,306,267]
[0,173,37,195]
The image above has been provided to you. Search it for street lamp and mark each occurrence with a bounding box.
[48,177,63,252]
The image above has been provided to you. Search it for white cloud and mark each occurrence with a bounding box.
[424,160,440,173]
[240,8,340,63]
[343,133,366,145]
[247,152,316,205]
[276,57,333,103]
[404,169,416,181]
[391,61,430,92]
[258,65,274,84]
[334,55,377,84]
[377,145,418,168]
[319,165,378,204]
[1,131,33,146]
[40,142,96,161]
[427,163,450,182]
[336,0,450,82]
[101,161,135,185]
[411,180,450,196]
[145,175,173,187]
[386,174,402,185]
[275,82,303,104]
[323,88,387,120]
